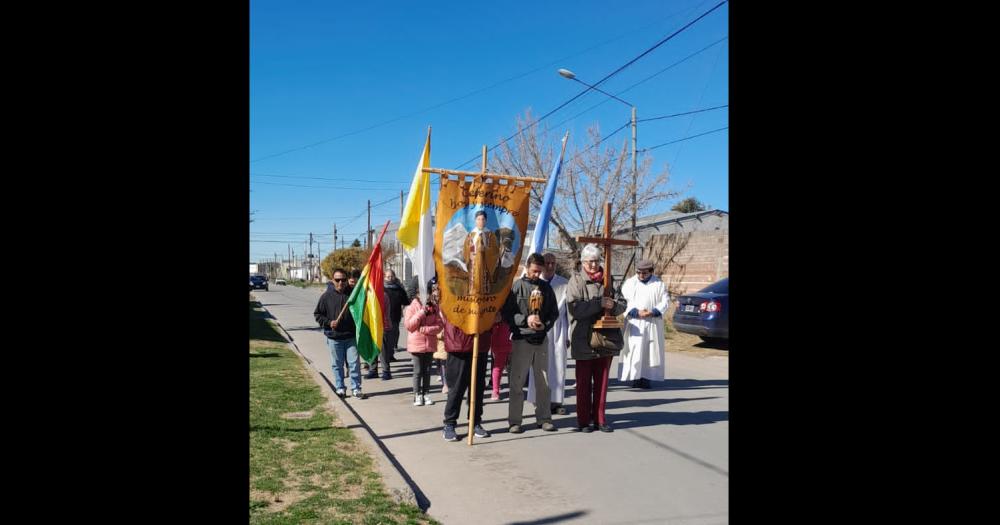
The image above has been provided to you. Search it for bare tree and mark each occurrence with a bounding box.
[491,109,678,263]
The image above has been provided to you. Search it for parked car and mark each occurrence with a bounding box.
[672,277,728,343]
[250,274,269,291]
[274,278,287,285]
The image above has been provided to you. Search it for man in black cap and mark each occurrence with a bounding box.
[618,259,670,389]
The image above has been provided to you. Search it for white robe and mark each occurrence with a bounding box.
[528,273,569,405]
[618,274,669,382]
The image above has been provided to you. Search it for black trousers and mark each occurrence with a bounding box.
[372,327,398,372]
[442,351,489,427]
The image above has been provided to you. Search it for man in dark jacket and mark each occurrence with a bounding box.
[441,311,493,442]
[501,252,560,433]
[314,268,366,399]
[368,269,409,379]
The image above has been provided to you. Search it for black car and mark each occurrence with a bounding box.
[250,274,269,291]
[672,277,728,343]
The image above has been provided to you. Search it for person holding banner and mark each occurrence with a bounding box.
[501,253,560,433]
[314,268,365,399]
[441,317,493,442]
[566,244,626,432]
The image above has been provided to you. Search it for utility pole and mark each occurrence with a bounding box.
[400,190,404,217]
[557,68,640,265]
[367,199,372,249]
[334,223,338,253]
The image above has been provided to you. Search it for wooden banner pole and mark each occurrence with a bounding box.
[468,333,480,445]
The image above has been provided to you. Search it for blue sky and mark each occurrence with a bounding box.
[250,0,728,262]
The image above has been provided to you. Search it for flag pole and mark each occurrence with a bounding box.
[467,145,489,446]
[334,220,392,325]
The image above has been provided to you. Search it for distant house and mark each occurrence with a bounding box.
[545,209,728,298]
[289,267,307,281]
[628,209,728,297]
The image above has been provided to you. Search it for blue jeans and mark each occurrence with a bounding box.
[327,337,361,391]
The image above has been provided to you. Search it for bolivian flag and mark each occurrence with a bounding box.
[346,225,388,365]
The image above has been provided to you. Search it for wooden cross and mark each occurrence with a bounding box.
[576,202,638,329]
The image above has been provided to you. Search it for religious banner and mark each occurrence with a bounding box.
[435,174,532,334]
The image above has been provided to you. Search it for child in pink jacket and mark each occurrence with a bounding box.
[404,278,444,406]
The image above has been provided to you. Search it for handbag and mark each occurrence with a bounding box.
[589,326,624,353]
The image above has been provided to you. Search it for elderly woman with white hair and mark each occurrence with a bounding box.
[564,243,627,432]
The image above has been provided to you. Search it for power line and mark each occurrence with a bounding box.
[587,0,728,93]
[545,37,728,131]
[250,173,412,185]
[250,181,403,191]
[617,36,728,96]
[454,0,728,170]
[252,216,357,220]
[638,104,727,123]
[248,2,711,164]
[251,232,336,236]
[639,126,728,152]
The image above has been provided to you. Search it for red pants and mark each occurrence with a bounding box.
[491,349,511,395]
[575,356,612,427]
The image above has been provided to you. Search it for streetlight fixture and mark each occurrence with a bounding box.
[558,68,639,266]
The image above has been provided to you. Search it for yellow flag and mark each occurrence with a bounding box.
[396,128,434,303]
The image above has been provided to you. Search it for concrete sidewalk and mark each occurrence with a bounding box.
[257,286,729,525]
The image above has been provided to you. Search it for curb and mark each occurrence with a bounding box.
[264,312,421,509]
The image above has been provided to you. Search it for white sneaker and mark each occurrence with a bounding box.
[413,394,424,406]
[422,394,434,406]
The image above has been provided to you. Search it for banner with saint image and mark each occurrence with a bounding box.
[435,175,532,335]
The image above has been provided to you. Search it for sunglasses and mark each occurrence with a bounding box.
[332,278,346,282]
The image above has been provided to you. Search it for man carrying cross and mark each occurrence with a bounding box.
[565,202,637,432]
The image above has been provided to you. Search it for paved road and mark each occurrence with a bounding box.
[255,285,729,525]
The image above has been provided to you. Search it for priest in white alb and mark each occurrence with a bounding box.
[619,259,669,389]
[528,252,570,414]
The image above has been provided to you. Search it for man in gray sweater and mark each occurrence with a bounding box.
[501,252,560,433]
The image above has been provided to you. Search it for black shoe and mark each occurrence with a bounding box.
[631,380,640,388]
[553,404,567,415]
[599,424,613,432]
[365,370,378,380]
[639,378,651,389]
[443,425,459,442]
[473,425,491,438]
[580,425,594,433]
[381,372,392,380]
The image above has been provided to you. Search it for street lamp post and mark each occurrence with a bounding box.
[558,68,639,266]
